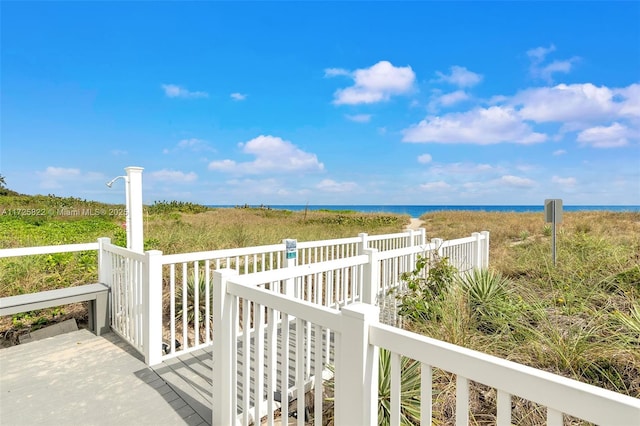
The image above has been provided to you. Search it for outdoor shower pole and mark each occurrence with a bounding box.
[125,167,144,253]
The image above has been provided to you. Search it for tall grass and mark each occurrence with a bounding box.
[405,210,640,411]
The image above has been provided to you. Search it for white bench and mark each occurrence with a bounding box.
[0,283,110,336]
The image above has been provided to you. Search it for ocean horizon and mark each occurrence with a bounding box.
[209,204,640,218]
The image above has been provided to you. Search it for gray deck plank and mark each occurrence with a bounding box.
[0,329,204,426]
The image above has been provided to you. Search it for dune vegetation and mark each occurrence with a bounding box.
[1,191,639,419]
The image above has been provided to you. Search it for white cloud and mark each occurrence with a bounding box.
[324,68,350,77]
[527,44,578,83]
[161,84,208,99]
[208,159,237,172]
[41,166,81,178]
[316,179,358,193]
[527,44,556,63]
[434,66,483,88]
[37,167,101,189]
[149,169,197,183]
[552,176,577,186]
[498,175,536,188]
[402,106,547,145]
[230,92,247,101]
[430,162,500,175]
[616,83,640,117]
[417,154,432,164]
[553,149,567,156]
[330,61,415,105]
[577,122,632,148]
[164,138,215,154]
[438,90,470,106]
[420,181,451,191]
[515,83,618,123]
[345,114,372,123]
[208,135,324,174]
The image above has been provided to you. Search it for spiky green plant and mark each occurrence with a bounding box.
[175,273,212,327]
[323,348,422,425]
[377,348,422,425]
[458,268,514,334]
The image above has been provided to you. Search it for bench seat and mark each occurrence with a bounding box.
[0,283,110,335]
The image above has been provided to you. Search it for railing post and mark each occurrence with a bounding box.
[212,268,238,426]
[283,239,297,296]
[432,238,444,257]
[472,232,482,270]
[125,166,144,253]
[482,231,490,269]
[97,237,111,285]
[362,248,379,305]
[419,228,427,245]
[143,249,163,366]
[358,232,369,254]
[335,303,379,426]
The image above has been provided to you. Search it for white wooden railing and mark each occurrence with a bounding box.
[212,265,640,426]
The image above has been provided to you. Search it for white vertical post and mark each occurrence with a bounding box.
[472,232,482,270]
[357,232,369,254]
[213,268,238,426]
[419,228,427,245]
[432,238,444,257]
[143,249,163,366]
[125,166,144,253]
[362,248,379,305]
[97,237,111,285]
[481,231,490,269]
[283,239,297,296]
[335,303,379,426]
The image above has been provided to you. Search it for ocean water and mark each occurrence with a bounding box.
[212,205,640,218]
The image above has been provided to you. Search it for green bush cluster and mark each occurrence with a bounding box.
[146,200,210,215]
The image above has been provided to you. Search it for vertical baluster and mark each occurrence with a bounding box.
[194,262,200,346]
[421,363,432,425]
[242,298,250,426]
[267,307,276,426]
[182,263,188,349]
[391,352,401,426]
[314,323,323,426]
[496,390,511,426]
[296,317,305,426]
[456,376,469,426]
[254,301,264,426]
[281,312,290,422]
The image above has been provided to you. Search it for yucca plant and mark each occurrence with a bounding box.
[323,348,422,425]
[458,268,513,334]
[175,273,213,327]
[377,348,422,425]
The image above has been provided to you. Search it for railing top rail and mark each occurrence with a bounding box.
[369,323,640,425]
[226,279,343,331]
[0,242,99,259]
[296,236,361,248]
[439,235,482,247]
[367,231,414,241]
[159,243,284,264]
[102,243,147,262]
[231,255,369,286]
[372,242,436,261]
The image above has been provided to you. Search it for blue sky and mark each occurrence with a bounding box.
[2,1,639,206]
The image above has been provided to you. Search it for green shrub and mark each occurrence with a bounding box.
[397,254,458,322]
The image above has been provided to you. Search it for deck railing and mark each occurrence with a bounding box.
[213,264,640,426]
[0,228,488,366]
